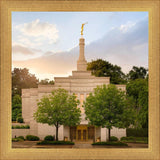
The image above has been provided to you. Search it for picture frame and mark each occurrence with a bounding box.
[0,0,159,159]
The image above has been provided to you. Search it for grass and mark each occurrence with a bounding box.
[37,141,75,145]
[92,141,128,146]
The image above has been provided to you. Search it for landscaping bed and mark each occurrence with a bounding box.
[37,141,74,145]
[36,141,74,148]
[92,141,129,148]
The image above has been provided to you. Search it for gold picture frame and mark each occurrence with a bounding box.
[0,0,159,159]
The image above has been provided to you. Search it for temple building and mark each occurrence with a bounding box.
[14,35,126,141]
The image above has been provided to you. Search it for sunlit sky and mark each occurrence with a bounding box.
[12,12,148,80]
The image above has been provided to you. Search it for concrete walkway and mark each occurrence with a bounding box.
[73,143,93,148]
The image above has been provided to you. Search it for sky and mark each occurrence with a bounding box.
[12,12,148,80]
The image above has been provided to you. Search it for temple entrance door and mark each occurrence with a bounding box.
[76,125,88,141]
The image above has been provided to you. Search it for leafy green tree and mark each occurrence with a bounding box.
[126,78,148,128]
[12,94,22,121]
[126,79,148,108]
[39,78,55,85]
[84,84,134,141]
[87,59,126,84]
[33,88,81,141]
[137,86,148,128]
[12,68,39,96]
[127,66,148,80]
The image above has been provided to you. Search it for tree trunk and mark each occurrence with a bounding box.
[108,128,111,141]
[55,123,59,141]
[93,127,96,143]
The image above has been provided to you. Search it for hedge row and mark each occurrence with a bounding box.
[12,135,40,141]
[12,125,30,129]
[26,135,40,141]
[37,141,74,145]
[92,142,128,146]
[127,128,148,137]
[12,136,25,142]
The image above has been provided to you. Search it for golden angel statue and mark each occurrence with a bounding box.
[81,22,88,35]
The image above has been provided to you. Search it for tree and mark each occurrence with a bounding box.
[84,84,134,141]
[12,94,22,121]
[126,79,148,128]
[33,88,81,141]
[127,66,148,80]
[87,59,126,84]
[12,68,39,96]
[137,86,148,128]
[39,78,55,85]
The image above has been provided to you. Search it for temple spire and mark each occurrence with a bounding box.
[77,23,87,71]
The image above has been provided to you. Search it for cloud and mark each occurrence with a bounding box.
[13,17,148,79]
[84,17,148,72]
[15,19,59,44]
[12,44,35,55]
[119,21,136,33]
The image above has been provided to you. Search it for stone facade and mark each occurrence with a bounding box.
[19,36,126,141]
[12,129,30,138]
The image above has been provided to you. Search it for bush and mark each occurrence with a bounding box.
[110,136,118,141]
[12,125,30,129]
[37,141,75,145]
[127,128,148,137]
[25,125,30,129]
[120,136,135,141]
[16,117,24,123]
[26,135,40,141]
[12,138,19,142]
[20,125,25,129]
[17,136,25,140]
[92,141,128,146]
[44,135,55,141]
[12,137,24,142]
[14,125,21,129]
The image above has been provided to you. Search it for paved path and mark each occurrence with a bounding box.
[73,143,93,148]
[127,143,148,148]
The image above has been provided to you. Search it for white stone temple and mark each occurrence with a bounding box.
[15,35,126,141]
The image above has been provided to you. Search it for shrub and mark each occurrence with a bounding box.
[127,128,148,137]
[20,125,25,129]
[12,138,19,142]
[17,136,25,140]
[44,135,55,141]
[16,117,24,123]
[26,135,40,141]
[110,136,118,141]
[15,125,21,129]
[25,125,30,129]
[12,137,24,142]
[12,125,30,129]
[92,141,128,146]
[120,136,135,141]
[37,141,74,145]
